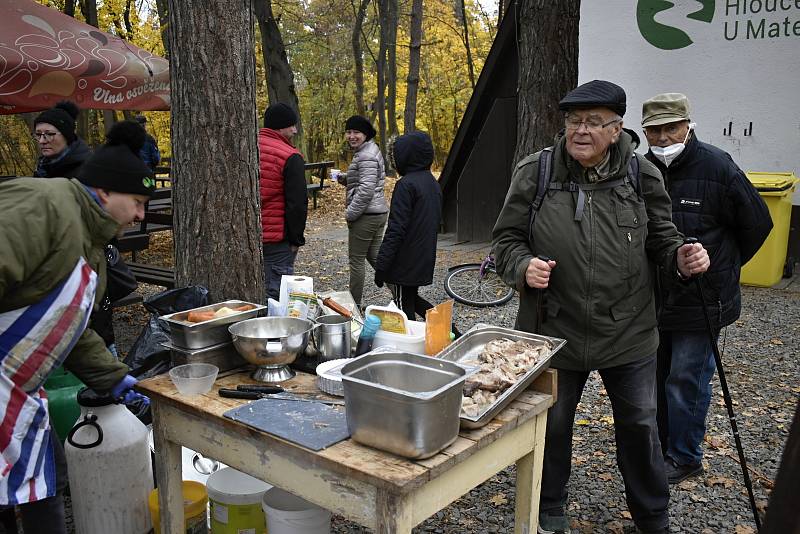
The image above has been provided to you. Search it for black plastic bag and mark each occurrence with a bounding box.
[123,285,209,379]
[123,286,209,425]
[142,285,210,316]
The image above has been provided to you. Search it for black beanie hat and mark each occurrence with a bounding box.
[558,80,627,117]
[78,121,155,196]
[34,101,80,144]
[345,115,376,140]
[263,103,298,129]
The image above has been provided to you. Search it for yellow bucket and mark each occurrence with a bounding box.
[149,481,208,534]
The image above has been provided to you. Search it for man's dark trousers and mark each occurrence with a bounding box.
[539,354,670,532]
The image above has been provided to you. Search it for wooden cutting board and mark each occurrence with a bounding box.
[223,398,350,451]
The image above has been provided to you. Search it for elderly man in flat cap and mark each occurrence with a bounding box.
[493,80,711,534]
[642,93,771,485]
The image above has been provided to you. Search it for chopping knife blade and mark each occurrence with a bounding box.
[218,388,345,406]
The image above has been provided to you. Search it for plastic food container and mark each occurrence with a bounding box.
[340,349,475,459]
[168,363,219,396]
[372,319,426,353]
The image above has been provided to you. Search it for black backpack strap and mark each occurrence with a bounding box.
[528,147,553,242]
[627,154,641,196]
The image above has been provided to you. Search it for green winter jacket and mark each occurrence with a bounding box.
[0,178,129,390]
[492,132,683,371]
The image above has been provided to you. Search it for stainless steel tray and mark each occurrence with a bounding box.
[437,324,566,428]
[340,348,475,459]
[160,300,266,349]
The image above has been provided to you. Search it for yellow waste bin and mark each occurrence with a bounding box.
[740,172,798,287]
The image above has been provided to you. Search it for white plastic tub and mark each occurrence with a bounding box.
[372,319,426,353]
[261,488,331,534]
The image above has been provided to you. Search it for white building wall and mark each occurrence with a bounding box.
[579,0,800,204]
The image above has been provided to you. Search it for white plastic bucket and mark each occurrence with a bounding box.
[207,468,271,534]
[372,319,426,353]
[261,487,331,534]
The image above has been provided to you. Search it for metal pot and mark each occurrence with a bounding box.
[228,317,315,382]
[313,314,352,361]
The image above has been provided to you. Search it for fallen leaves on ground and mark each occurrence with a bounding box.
[488,493,507,506]
[735,525,756,534]
[706,476,735,488]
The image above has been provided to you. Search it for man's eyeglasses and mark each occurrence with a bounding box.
[564,116,621,132]
[33,131,59,141]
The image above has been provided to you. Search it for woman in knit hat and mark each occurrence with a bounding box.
[33,100,91,178]
[341,115,389,308]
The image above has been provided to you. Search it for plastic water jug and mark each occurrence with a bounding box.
[65,387,153,534]
[43,366,84,443]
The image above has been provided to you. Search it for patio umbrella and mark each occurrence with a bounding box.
[0,0,169,114]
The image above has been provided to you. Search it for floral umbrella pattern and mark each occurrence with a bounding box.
[0,0,169,114]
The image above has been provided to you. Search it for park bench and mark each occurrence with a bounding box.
[127,262,175,289]
[305,160,334,209]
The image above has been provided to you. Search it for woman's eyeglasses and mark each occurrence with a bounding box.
[32,131,59,141]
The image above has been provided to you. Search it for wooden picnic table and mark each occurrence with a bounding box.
[139,366,555,534]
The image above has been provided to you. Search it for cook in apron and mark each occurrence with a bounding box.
[0,258,96,505]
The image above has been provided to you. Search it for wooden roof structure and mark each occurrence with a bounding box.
[439,1,519,243]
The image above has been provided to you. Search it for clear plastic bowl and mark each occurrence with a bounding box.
[169,363,219,395]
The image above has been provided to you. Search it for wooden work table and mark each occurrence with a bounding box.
[138,367,556,533]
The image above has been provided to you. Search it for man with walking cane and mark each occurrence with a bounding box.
[641,93,772,485]
[493,80,710,534]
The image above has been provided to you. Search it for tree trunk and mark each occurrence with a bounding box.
[458,0,476,89]
[514,0,580,163]
[155,0,171,59]
[375,0,389,148]
[254,0,303,147]
[385,0,398,138]
[64,0,75,17]
[351,0,370,116]
[168,0,264,302]
[403,0,423,134]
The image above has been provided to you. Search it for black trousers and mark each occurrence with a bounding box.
[539,354,669,532]
[394,285,433,322]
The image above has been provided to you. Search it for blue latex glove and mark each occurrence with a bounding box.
[110,374,150,408]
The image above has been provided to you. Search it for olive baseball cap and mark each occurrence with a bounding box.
[641,93,691,127]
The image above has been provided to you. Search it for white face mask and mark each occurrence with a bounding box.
[650,123,695,167]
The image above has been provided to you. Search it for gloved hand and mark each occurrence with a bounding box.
[374,273,385,288]
[110,374,150,408]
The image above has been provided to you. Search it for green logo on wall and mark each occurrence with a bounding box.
[637,0,715,50]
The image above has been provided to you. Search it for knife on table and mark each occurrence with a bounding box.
[218,388,345,406]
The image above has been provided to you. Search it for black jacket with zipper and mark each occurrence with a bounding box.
[647,133,772,331]
[375,131,442,287]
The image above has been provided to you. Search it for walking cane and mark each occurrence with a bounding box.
[535,255,552,333]
[683,238,761,529]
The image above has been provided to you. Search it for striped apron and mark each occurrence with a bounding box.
[0,258,97,505]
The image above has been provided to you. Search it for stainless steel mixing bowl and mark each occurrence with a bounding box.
[228,317,315,382]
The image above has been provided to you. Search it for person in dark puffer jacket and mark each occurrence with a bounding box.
[642,93,772,485]
[33,100,91,179]
[374,131,442,321]
[258,103,308,301]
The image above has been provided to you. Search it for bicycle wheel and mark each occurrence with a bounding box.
[444,264,515,307]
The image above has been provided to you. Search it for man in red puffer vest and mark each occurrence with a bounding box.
[258,103,307,300]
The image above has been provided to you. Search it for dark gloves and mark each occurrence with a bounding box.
[374,272,385,288]
[110,374,150,408]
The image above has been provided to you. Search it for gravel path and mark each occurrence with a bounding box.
[107,191,798,534]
